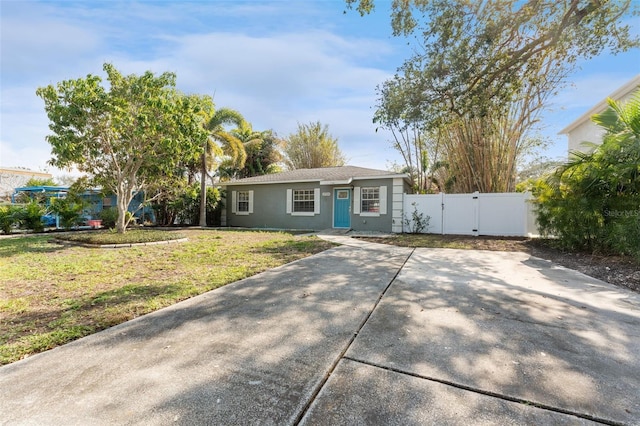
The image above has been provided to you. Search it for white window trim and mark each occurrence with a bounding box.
[287,188,320,216]
[231,190,253,215]
[354,185,387,217]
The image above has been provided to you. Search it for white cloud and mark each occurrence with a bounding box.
[9,0,633,175]
[0,2,100,82]
[552,72,637,111]
[107,29,399,168]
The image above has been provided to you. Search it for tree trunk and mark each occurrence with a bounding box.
[199,153,207,227]
[115,179,136,234]
[115,190,128,233]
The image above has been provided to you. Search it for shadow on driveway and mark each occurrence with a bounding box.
[1,244,638,425]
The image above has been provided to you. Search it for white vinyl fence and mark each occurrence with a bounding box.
[402,192,539,237]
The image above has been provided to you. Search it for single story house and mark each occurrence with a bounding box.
[221,166,411,233]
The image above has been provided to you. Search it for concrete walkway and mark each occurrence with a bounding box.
[1,237,639,425]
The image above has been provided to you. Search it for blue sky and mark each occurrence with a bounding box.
[1,0,638,177]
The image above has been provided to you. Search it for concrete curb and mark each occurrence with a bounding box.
[52,237,188,249]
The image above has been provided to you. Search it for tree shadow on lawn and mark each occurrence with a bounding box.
[2,245,638,425]
[0,244,413,424]
[0,282,190,352]
[0,236,67,257]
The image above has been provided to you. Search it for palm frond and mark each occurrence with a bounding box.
[206,108,245,131]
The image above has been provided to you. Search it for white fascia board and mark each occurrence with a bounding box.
[222,173,410,186]
[320,178,352,185]
[222,178,322,186]
[352,174,410,181]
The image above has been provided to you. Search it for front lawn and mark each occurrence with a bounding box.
[0,229,334,365]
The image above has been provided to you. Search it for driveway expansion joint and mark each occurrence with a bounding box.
[342,355,625,426]
[293,248,416,425]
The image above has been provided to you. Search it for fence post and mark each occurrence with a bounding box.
[472,191,479,236]
[439,192,444,235]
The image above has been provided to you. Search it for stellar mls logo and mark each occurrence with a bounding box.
[604,209,640,218]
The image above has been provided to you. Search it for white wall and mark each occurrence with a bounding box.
[568,122,605,154]
[402,192,539,237]
[565,77,640,155]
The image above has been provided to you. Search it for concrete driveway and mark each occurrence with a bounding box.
[1,237,639,425]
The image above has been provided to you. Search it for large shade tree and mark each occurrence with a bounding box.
[37,63,210,233]
[350,0,638,192]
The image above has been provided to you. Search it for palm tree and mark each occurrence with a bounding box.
[228,122,286,179]
[218,121,264,180]
[199,108,245,227]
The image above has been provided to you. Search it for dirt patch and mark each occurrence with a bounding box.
[524,240,640,293]
[357,234,640,293]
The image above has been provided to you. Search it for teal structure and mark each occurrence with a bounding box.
[11,186,155,228]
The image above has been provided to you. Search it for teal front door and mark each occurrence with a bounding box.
[334,189,351,228]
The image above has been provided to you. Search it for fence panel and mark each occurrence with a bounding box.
[402,192,538,237]
[477,193,527,237]
[442,194,478,235]
[403,193,443,234]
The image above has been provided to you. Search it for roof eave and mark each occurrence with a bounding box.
[319,178,353,185]
[221,173,410,186]
[559,74,640,135]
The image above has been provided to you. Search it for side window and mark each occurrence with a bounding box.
[293,189,315,213]
[286,188,320,216]
[231,190,253,215]
[237,191,250,212]
[361,187,380,213]
[354,186,387,216]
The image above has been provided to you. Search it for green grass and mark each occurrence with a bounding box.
[0,229,335,365]
[56,228,187,245]
[357,233,531,250]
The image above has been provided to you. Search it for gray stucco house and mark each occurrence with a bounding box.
[221,166,411,233]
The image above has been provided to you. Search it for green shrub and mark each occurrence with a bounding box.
[99,207,118,228]
[403,202,430,233]
[532,90,640,259]
[49,197,85,229]
[18,202,46,233]
[153,184,221,226]
[0,205,22,234]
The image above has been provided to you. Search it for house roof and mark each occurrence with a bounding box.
[222,166,409,186]
[0,167,52,177]
[559,74,640,135]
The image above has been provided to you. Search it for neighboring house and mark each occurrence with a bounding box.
[559,74,640,154]
[222,166,411,233]
[11,186,155,226]
[0,167,53,200]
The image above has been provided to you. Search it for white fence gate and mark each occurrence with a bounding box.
[402,192,539,237]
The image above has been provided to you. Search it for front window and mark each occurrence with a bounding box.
[237,191,249,212]
[361,187,380,213]
[293,189,315,212]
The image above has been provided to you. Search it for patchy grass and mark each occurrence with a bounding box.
[357,233,531,251]
[56,228,187,245]
[0,229,335,365]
